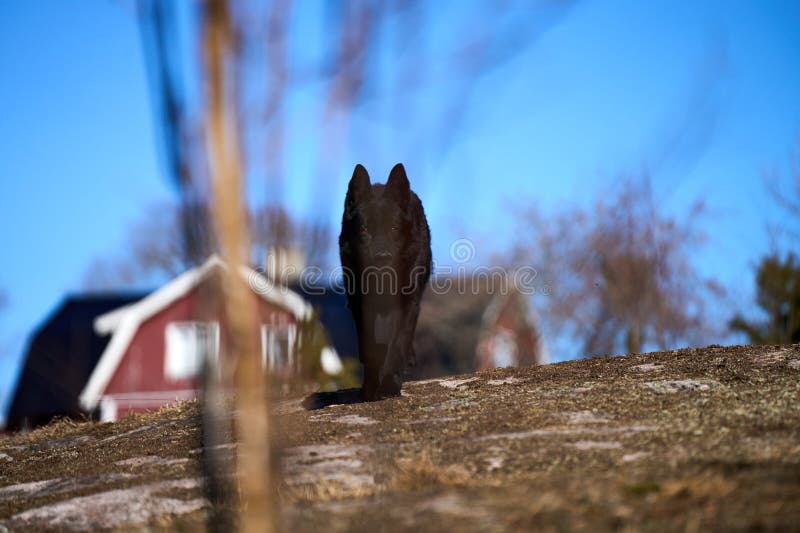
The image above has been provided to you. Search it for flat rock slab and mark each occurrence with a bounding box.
[282,444,375,490]
[631,363,663,373]
[114,456,190,469]
[487,377,523,385]
[644,379,720,393]
[438,377,480,390]
[5,478,205,531]
[0,343,799,531]
[310,414,378,425]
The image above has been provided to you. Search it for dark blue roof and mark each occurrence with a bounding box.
[5,292,149,430]
[289,283,358,360]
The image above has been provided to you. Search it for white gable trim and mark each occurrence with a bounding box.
[94,302,136,335]
[81,313,140,411]
[237,263,311,322]
[80,255,312,411]
[93,256,225,335]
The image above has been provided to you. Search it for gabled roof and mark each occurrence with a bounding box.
[79,255,312,411]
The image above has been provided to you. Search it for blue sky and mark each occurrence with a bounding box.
[1,0,799,422]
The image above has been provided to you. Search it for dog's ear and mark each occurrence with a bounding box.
[386,163,410,203]
[346,164,371,215]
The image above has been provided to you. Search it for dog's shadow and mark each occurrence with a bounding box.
[302,388,364,410]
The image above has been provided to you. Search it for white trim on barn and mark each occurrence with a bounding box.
[93,255,311,334]
[79,255,313,411]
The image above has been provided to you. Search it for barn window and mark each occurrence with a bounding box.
[261,322,296,371]
[164,321,220,380]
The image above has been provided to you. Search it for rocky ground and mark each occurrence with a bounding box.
[1,343,799,531]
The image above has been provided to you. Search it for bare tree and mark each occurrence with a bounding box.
[250,204,331,268]
[83,201,330,290]
[511,176,722,357]
[83,200,211,289]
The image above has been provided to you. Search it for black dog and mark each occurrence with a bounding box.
[339,163,432,400]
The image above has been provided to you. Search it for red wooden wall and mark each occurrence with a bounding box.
[101,278,296,419]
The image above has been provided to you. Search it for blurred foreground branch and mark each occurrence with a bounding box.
[204,1,273,531]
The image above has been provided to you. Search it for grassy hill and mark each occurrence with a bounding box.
[1,343,799,531]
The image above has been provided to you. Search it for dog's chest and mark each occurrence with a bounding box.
[372,311,399,344]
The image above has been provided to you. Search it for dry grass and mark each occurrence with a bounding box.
[279,480,381,503]
[661,472,738,500]
[0,415,94,445]
[392,448,472,490]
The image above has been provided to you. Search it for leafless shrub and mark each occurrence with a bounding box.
[511,176,723,357]
[83,201,330,289]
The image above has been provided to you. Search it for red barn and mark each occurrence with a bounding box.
[475,290,546,371]
[79,256,320,422]
[412,280,547,379]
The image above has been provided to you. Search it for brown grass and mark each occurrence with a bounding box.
[279,480,381,504]
[661,472,738,500]
[392,449,472,490]
[1,416,93,444]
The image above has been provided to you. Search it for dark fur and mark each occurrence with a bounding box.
[339,163,432,400]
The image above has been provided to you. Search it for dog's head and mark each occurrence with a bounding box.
[344,163,412,264]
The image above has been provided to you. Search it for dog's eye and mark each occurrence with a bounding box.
[391,225,400,232]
